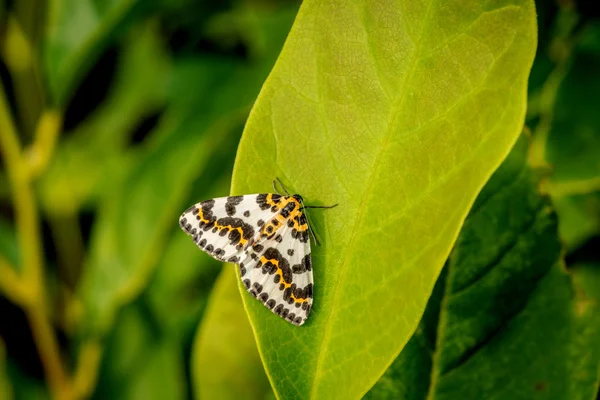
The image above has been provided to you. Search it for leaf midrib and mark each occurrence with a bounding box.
[308,0,438,397]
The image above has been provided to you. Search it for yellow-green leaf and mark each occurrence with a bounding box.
[192,268,271,400]
[231,0,537,398]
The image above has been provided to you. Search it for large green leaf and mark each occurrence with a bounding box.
[231,0,537,398]
[192,268,271,400]
[365,136,600,399]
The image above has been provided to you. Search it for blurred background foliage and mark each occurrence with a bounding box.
[0,0,598,399]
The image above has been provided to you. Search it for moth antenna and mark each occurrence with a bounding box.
[275,177,291,196]
[272,180,280,195]
[305,203,338,209]
[301,200,323,246]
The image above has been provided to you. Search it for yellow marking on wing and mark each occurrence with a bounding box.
[197,208,249,247]
[259,256,310,304]
[265,193,282,208]
[288,209,309,232]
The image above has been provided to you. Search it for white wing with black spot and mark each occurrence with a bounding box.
[178,194,278,263]
[239,224,313,326]
[180,192,315,326]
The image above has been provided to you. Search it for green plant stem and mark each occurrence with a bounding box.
[72,340,102,399]
[0,81,72,400]
[2,11,45,137]
[27,110,62,178]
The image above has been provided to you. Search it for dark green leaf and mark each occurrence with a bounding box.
[43,0,146,104]
[95,303,186,400]
[366,135,600,400]
[546,23,600,184]
[39,24,170,215]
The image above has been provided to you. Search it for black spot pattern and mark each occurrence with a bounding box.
[291,227,309,243]
[257,193,281,210]
[305,283,313,298]
[225,195,244,216]
[253,244,264,253]
[280,201,297,218]
[198,200,216,230]
[217,217,255,244]
[292,254,312,274]
[252,283,263,294]
[263,248,292,283]
[179,193,317,327]
[290,213,309,243]
[283,287,292,302]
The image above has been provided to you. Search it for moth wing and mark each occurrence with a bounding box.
[239,224,313,326]
[179,194,278,262]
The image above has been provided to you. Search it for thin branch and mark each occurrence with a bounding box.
[72,340,103,399]
[27,109,62,178]
[0,80,72,400]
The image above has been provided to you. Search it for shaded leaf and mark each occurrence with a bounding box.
[192,268,271,400]
[366,136,600,399]
[39,23,170,215]
[553,193,600,252]
[0,340,13,400]
[231,0,537,398]
[95,304,186,400]
[79,101,244,334]
[43,0,146,104]
[543,23,600,250]
[146,153,237,334]
[569,263,600,400]
[545,23,600,185]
